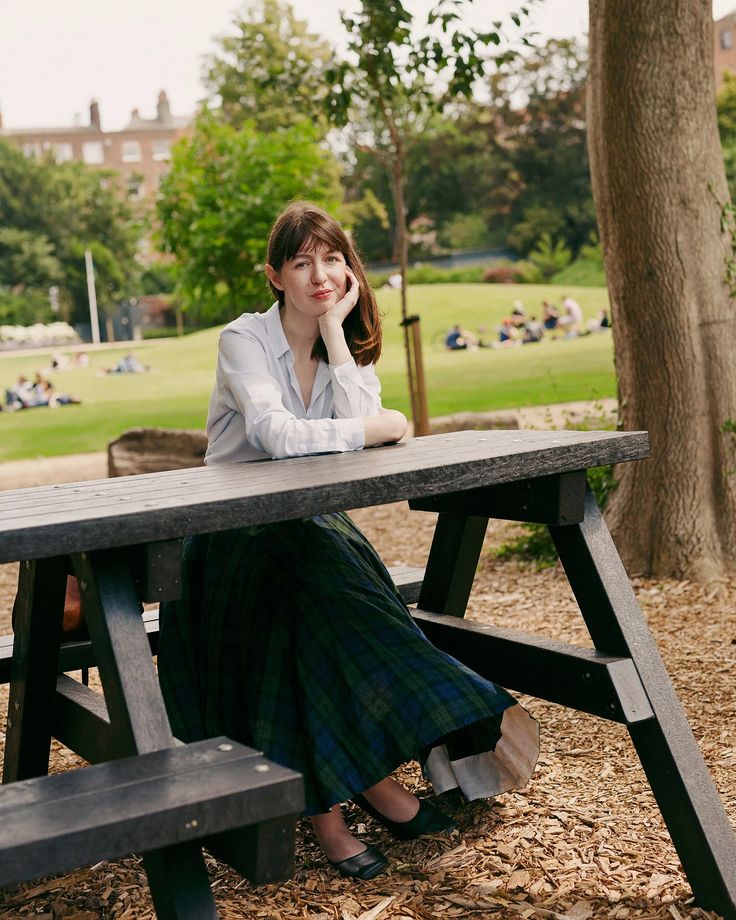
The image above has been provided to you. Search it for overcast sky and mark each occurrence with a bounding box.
[0,0,733,131]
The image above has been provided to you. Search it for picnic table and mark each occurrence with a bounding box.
[0,428,734,919]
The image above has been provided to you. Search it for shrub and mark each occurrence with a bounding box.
[528,232,573,280]
[482,263,523,284]
[367,264,486,288]
[551,258,607,287]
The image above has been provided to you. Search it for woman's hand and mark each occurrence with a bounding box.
[363,410,409,447]
[318,267,360,332]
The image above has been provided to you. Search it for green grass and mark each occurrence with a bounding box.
[0,284,615,461]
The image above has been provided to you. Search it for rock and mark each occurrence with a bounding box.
[108,428,208,477]
[428,411,519,434]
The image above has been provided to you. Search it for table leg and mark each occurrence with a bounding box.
[3,557,66,783]
[550,487,736,919]
[417,513,488,616]
[72,549,219,920]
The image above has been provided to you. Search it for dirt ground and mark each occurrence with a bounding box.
[0,451,733,920]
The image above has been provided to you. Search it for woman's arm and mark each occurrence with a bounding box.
[363,410,408,446]
[218,330,404,459]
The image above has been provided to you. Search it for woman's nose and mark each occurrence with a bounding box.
[311,262,327,283]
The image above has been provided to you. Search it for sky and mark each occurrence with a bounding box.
[0,0,733,132]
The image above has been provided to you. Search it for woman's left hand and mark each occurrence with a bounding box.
[318,267,360,330]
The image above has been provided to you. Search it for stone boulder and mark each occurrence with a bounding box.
[108,427,208,477]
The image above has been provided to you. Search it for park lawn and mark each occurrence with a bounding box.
[0,284,614,462]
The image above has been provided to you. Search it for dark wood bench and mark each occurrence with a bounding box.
[0,564,425,686]
[0,738,301,892]
[1,429,734,919]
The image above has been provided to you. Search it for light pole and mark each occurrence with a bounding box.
[84,248,100,345]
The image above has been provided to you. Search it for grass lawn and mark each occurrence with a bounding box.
[0,284,615,462]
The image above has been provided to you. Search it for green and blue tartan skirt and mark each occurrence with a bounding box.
[158,512,539,815]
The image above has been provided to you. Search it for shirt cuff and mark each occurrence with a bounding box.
[329,358,363,381]
[339,416,366,451]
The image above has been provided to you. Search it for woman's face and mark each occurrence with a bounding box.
[267,241,348,318]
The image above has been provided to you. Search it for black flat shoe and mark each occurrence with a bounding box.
[328,843,388,880]
[353,794,457,840]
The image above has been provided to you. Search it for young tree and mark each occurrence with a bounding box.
[587,0,736,579]
[328,0,531,433]
[156,114,340,324]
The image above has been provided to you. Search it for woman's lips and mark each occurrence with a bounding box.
[311,290,333,300]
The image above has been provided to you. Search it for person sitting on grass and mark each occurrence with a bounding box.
[445,325,468,350]
[3,375,33,411]
[102,353,150,375]
[522,315,545,344]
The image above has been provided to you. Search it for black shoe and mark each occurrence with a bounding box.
[328,843,388,880]
[353,794,457,840]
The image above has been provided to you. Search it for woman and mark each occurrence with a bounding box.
[158,202,539,880]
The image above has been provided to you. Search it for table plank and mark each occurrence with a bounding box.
[0,430,649,563]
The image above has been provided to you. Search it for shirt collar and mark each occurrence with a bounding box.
[264,302,291,359]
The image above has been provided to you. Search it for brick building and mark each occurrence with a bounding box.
[715,9,736,87]
[0,91,191,200]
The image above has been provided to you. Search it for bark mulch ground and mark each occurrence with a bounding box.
[0,502,733,920]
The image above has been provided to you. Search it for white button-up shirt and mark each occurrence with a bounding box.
[205,303,383,464]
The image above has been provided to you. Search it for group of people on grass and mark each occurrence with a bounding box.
[2,351,151,413]
[445,296,610,352]
[2,372,81,411]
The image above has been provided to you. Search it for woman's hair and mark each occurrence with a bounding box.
[266,201,382,366]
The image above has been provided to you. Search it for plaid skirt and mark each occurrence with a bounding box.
[158,513,538,815]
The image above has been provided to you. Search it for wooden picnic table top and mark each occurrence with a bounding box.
[0,428,649,564]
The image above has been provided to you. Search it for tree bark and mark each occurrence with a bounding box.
[587,0,736,579]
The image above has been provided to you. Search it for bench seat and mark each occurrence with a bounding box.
[0,565,425,685]
[0,737,302,889]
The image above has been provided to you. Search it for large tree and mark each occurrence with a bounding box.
[587,0,736,579]
[202,0,332,132]
[0,140,140,325]
[157,114,340,324]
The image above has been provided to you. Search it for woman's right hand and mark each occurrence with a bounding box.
[363,410,408,447]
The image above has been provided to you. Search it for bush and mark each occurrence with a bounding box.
[0,320,79,349]
[528,233,573,280]
[496,464,617,566]
[482,263,523,284]
[551,258,607,287]
[0,287,54,326]
[366,264,486,288]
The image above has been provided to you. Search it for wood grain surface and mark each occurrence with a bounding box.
[0,429,649,564]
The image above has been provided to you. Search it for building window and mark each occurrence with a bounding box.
[22,142,42,158]
[122,140,142,162]
[53,142,74,163]
[722,29,733,50]
[152,139,171,161]
[126,174,145,200]
[82,141,105,164]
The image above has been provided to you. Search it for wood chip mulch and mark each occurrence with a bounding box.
[0,503,733,920]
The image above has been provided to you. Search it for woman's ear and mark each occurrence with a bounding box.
[265,264,284,291]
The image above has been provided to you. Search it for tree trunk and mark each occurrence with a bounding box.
[587,0,736,579]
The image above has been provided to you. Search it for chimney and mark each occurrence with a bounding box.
[156,90,171,124]
[90,99,101,130]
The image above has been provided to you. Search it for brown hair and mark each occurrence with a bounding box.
[266,201,382,366]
